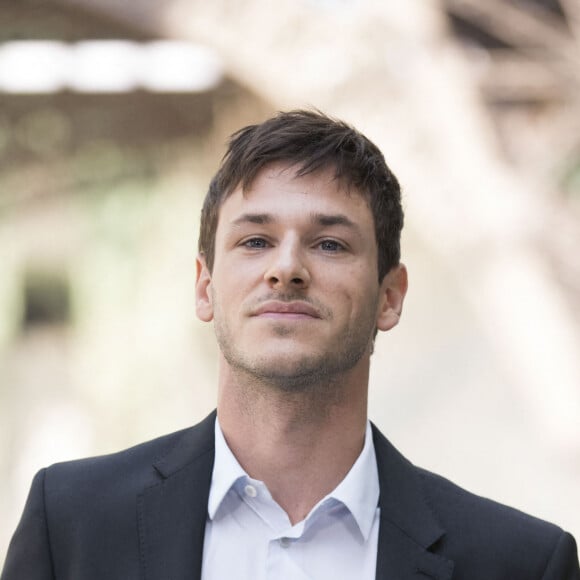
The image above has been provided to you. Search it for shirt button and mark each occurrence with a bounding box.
[244,484,257,498]
[279,537,291,548]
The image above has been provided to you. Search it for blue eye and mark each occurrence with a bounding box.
[244,238,269,249]
[319,240,343,252]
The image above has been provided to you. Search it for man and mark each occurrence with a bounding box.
[2,110,579,579]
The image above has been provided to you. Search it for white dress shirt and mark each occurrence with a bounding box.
[201,418,380,580]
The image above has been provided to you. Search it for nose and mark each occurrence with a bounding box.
[264,237,311,290]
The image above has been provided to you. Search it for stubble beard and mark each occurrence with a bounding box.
[212,297,378,395]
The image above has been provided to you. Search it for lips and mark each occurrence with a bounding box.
[252,300,321,319]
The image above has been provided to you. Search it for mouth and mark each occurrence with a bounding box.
[251,300,321,320]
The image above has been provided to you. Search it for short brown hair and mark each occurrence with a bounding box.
[199,110,403,280]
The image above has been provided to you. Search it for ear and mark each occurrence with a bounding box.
[376,264,408,333]
[195,254,214,322]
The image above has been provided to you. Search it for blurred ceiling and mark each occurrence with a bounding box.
[444,0,580,184]
[0,0,270,208]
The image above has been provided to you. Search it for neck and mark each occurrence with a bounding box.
[216,356,369,524]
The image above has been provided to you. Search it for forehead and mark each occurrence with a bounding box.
[217,163,371,224]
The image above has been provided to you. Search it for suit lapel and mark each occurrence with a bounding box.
[137,415,454,580]
[372,425,454,580]
[138,411,216,580]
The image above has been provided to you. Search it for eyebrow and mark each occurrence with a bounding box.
[230,212,362,233]
[311,213,358,230]
[231,213,273,226]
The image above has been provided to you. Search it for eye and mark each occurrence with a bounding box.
[243,237,269,249]
[318,239,344,252]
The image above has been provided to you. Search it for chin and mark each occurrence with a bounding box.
[248,349,350,390]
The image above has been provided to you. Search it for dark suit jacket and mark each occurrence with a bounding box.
[2,410,579,579]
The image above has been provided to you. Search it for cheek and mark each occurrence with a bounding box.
[342,275,380,316]
[211,273,250,311]
[322,282,359,316]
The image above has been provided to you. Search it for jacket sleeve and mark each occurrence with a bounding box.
[1,469,55,580]
[541,530,580,580]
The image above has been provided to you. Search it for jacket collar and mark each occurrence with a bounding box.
[372,424,454,580]
[138,410,216,580]
[138,413,454,580]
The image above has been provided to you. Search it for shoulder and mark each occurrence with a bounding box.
[417,466,562,539]
[7,412,217,576]
[372,423,565,543]
[42,410,216,507]
[44,427,186,490]
[417,466,579,577]
[371,424,579,577]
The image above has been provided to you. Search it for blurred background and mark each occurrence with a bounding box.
[1,0,580,564]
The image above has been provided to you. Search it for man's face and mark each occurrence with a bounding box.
[196,163,406,390]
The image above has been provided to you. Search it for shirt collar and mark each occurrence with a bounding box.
[325,420,379,541]
[208,416,380,540]
[207,416,247,519]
